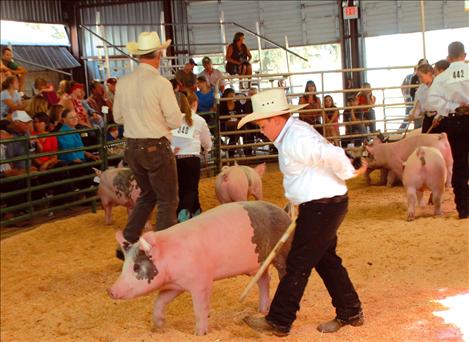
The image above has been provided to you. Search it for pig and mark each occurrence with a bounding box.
[108,200,292,336]
[93,167,153,230]
[402,146,447,221]
[365,133,453,187]
[215,162,266,203]
[345,143,392,186]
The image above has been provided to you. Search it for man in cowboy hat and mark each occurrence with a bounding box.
[239,88,367,336]
[114,32,182,253]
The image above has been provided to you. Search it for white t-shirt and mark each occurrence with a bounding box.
[274,117,356,205]
[172,112,212,156]
[427,61,469,117]
[413,84,435,118]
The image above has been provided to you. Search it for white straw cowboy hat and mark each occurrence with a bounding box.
[126,31,171,56]
[237,88,307,129]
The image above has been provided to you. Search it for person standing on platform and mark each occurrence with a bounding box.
[428,41,469,220]
[114,31,182,250]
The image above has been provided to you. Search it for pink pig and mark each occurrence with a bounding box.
[215,162,266,203]
[403,146,447,221]
[108,201,292,335]
[94,167,153,230]
[365,133,453,187]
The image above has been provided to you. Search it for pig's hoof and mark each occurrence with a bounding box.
[407,215,415,222]
[195,327,208,336]
[151,319,165,333]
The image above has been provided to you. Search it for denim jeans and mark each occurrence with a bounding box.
[123,137,178,243]
[266,196,362,330]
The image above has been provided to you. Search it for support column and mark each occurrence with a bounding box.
[163,0,175,57]
[61,0,85,83]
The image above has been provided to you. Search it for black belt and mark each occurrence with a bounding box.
[302,193,348,206]
[449,106,469,117]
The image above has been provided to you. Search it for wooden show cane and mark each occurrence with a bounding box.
[239,204,298,302]
[403,100,419,139]
[426,117,440,134]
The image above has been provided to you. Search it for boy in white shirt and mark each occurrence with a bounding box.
[238,89,367,336]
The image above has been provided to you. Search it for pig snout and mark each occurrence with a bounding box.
[107,286,123,300]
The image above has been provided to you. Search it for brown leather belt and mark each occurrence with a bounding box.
[451,105,469,117]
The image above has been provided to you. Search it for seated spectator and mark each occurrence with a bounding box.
[219,88,242,159]
[34,78,59,106]
[171,92,212,222]
[1,47,28,93]
[87,81,113,120]
[356,82,376,133]
[198,56,225,92]
[57,109,99,189]
[69,82,92,128]
[175,58,197,92]
[48,104,64,131]
[225,32,252,77]
[105,77,117,104]
[324,95,340,145]
[26,94,49,117]
[195,76,216,114]
[299,80,323,134]
[434,59,450,77]
[1,76,26,119]
[57,79,69,98]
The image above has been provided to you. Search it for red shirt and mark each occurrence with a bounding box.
[32,131,58,164]
[72,98,88,124]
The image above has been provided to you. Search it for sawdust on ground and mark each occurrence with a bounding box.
[1,164,468,342]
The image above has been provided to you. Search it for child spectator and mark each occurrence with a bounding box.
[356,82,376,133]
[34,78,59,106]
[1,76,26,119]
[48,104,64,131]
[299,80,322,134]
[26,94,49,117]
[324,95,340,145]
[195,76,216,113]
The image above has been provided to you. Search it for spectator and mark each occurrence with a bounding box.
[324,95,340,145]
[26,94,49,117]
[400,58,428,130]
[225,32,252,80]
[172,92,212,222]
[68,82,92,128]
[239,87,258,156]
[34,78,59,106]
[198,56,225,92]
[106,77,117,102]
[219,88,242,159]
[343,96,366,147]
[434,59,450,77]
[57,109,99,190]
[87,81,113,120]
[1,47,28,93]
[170,78,191,117]
[299,80,322,134]
[1,76,27,120]
[356,82,376,133]
[57,79,69,97]
[195,76,216,114]
[48,104,64,131]
[175,58,197,92]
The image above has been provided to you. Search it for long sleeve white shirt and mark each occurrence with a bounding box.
[114,63,182,139]
[274,117,356,205]
[413,84,434,118]
[427,61,469,117]
[171,112,212,156]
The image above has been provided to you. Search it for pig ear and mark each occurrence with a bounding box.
[117,160,124,168]
[139,236,152,253]
[115,230,126,246]
[254,162,266,176]
[92,168,102,176]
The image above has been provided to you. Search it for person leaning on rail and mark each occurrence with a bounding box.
[427,41,469,220]
[238,88,367,336]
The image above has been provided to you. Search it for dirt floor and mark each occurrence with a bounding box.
[1,164,468,342]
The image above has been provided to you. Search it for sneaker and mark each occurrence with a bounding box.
[317,311,364,333]
[177,209,191,223]
[243,316,289,337]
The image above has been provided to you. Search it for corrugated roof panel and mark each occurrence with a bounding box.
[260,1,303,47]
[187,1,222,54]
[1,0,62,23]
[11,46,80,71]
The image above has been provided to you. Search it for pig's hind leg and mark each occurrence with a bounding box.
[152,289,183,331]
[257,271,270,314]
[406,187,417,221]
[103,202,113,225]
[432,188,444,216]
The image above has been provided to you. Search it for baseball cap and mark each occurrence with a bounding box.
[12,110,32,123]
[202,56,211,65]
[188,58,198,66]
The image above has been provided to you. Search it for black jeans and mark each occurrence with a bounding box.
[123,138,178,243]
[266,196,361,331]
[447,114,469,217]
[176,156,201,215]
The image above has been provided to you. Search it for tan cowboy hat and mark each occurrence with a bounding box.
[237,88,307,129]
[126,31,171,56]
